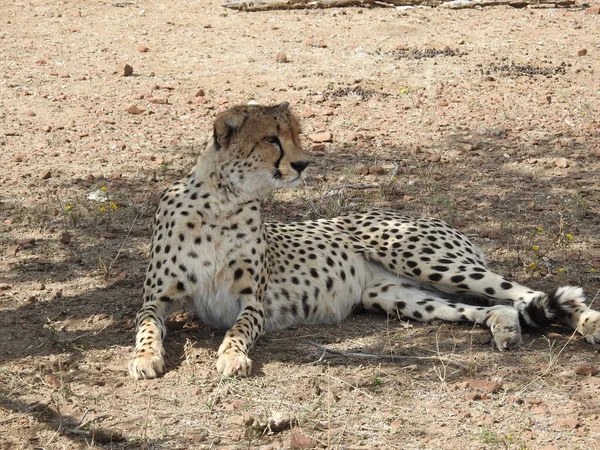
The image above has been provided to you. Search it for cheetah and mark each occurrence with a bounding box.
[129,102,600,379]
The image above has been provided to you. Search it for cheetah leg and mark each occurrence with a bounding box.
[420,265,600,343]
[215,298,265,377]
[361,274,521,350]
[129,295,183,379]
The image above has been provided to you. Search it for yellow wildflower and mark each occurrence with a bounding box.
[110,202,118,210]
[529,262,537,269]
[531,245,539,252]
[566,233,573,241]
[591,268,597,274]
[100,206,106,213]
[537,226,543,232]
[100,186,107,191]
[65,204,72,211]
[556,267,565,274]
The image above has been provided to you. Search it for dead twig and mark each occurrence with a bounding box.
[308,341,465,368]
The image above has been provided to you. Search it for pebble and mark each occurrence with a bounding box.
[555,157,569,168]
[290,429,317,449]
[577,48,587,57]
[574,365,598,376]
[553,418,580,429]
[356,165,369,175]
[267,412,293,433]
[117,61,133,76]
[58,232,72,244]
[464,379,502,393]
[149,97,169,104]
[41,170,52,179]
[13,154,24,162]
[17,238,35,248]
[305,39,327,48]
[311,144,326,152]
[100,231,117,239]
[25,110,36,117]
[125,104,145,115]
[309,132,332,143]
[584,5,600,14]
[195,89,205,97]
[32,282,46,290]
[300,109,315,118]
[368,165,385,175]
[137,44,149,52]
[275,51,289,63]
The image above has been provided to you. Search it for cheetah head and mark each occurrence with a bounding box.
[211,102,312,196]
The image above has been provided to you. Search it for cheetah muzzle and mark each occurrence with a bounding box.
[129,102,599,380]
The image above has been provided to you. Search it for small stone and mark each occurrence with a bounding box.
[368,165,385,175]
[356,165,369,175]
[267,412,294,433]
[306,39,327,48]
[17,238,35,248]
[429,153,441,163]
[300,109,315,119]
[58,232,72,244]
[290,429,317,449]
[438,100,449,107]
[137,44,149,52]
[13,154,24,162]
[202,23,212,28]
[100,231,117,239]
[309,132,332,143]
[0,283,13,290]
[457,143,473,152]
[41,170,52,179]
[117,61,133,76]
[311,144,326,152]
[577,49,587,57]
[32,282,46,290]
[149,97,169,104]
[275,52,289,63]
[195,89,205,97]
[465,379,502,393]
[574,365,598,376]
[125,104,145,115]
[553,418,580,429]
[3,130,21,136]
[555,157,569,168]
[585,5,600,14]
[25,110,36,117]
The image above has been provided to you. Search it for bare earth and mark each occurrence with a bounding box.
[1,1,600,449]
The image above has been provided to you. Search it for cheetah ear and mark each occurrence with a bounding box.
[213,108,248,150]
[277,101,289,110]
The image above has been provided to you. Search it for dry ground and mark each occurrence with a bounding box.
[1,0,600,448]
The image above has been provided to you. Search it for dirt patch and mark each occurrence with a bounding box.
[1,1,600,449]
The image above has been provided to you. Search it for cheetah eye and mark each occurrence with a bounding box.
[264,136,278,144]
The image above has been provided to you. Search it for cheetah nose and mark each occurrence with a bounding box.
[291,160,310,174]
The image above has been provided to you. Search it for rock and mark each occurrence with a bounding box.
[13,154,24,162]
[100,231,117,239]
[356,165,369,175]
[275,52,289,63]
[117,61,133,76]
[577,48,587,57]
[41,170,52,179]
[309,132,332,143]
[555,157,569,168]
[25,110,36,117]
[438,100,449,107]
[17,238,35,248]
[311,144,326,152]
[553,418,580,429]
[267,412,294,433]
[0,283,13,290]
[585,5,600,14]
[125,104,145,115]
[290,429,317,449]
[137,44,149,52]
[149,97,169,104]
[457,143,473,152]
[32,282,46,290]
[574,365,598,376]
[306,39,327,48]
[368,165,385,175]
[58,232,72,244]
[464,379,502,393]
[195,89,205,97]
[300,109,315,119]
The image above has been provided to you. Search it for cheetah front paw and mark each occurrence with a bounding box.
[486,307,522,351]
[216,349,252,377]
[129,348,166,380]
[578,309,600,344]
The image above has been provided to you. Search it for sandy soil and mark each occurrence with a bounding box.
[1,0,600,449]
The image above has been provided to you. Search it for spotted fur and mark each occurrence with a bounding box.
[129,103,600,379]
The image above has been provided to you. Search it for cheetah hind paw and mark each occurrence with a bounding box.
[486,307,522,351]
[216,350,252,377]
[129,349,166,380]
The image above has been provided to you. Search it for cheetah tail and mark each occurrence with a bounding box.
[520,286,586,329]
